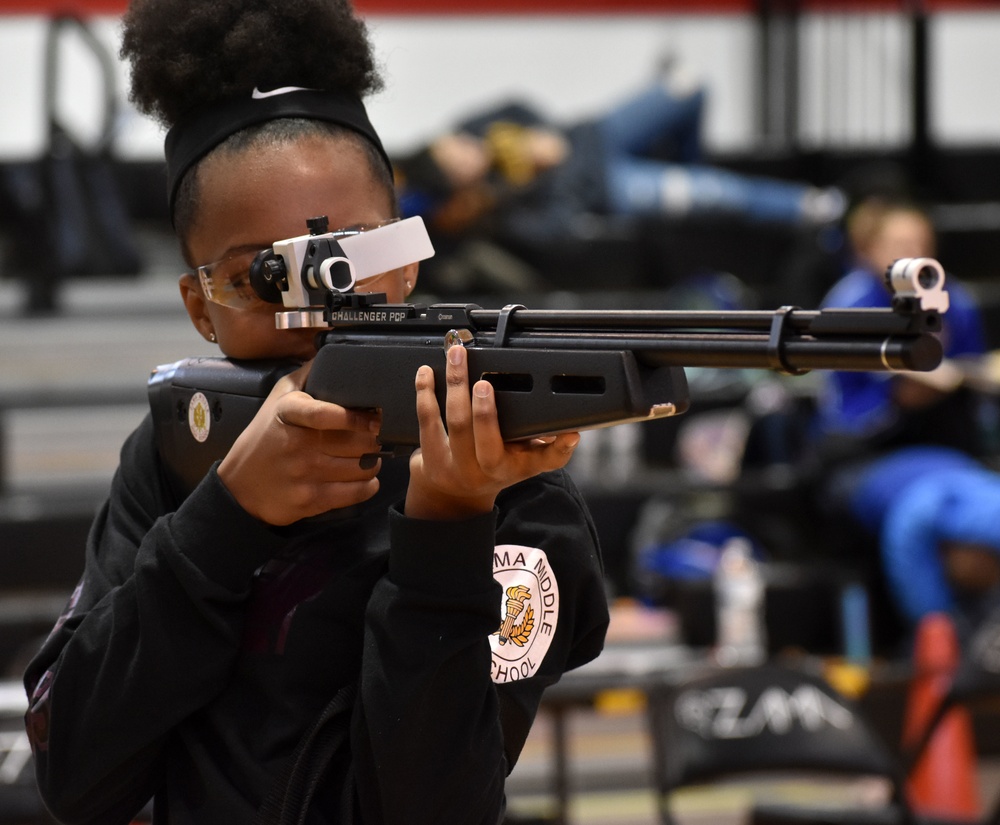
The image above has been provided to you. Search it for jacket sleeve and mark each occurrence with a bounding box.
[22,414,284,824]
[350,469,609,825]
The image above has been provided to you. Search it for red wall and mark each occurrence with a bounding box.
[355,0,750,10]
[2,0,997,14]
[0,0,746,12]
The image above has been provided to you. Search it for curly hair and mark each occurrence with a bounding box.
[119,0,393,246]
[120,0,383,128]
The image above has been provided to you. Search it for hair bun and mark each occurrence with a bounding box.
[121,0,383,129]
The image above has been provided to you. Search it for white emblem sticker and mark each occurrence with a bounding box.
[188,392,211,443]
[490,544,558,683]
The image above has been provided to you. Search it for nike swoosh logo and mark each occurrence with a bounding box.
[251,86,314,99]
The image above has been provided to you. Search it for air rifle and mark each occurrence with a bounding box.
[149,215,949,500]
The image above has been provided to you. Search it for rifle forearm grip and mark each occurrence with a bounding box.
[306,344,690,452]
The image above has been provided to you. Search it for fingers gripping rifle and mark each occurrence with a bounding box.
[149,215,948,500]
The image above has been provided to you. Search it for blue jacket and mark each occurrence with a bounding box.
[817,266,987,438]
[849,446,1000,622]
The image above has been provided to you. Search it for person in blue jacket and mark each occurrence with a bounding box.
[817,197,987,452]
[817,195,998,646]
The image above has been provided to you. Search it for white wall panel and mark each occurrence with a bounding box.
[932,11,1000,144]
[0,10,997,161]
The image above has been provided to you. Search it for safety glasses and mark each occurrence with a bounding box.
[194,219,400,310]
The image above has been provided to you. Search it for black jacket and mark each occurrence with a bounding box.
[24,413,609,824]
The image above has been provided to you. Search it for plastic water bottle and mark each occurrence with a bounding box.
[713,537,766,667]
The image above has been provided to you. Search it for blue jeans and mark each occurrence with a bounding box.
[599,84,816,225]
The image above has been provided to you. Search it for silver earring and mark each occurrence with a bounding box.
[209,332,217,343]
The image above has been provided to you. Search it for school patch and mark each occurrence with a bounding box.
[490,544,558,683]
[188,392,211,443]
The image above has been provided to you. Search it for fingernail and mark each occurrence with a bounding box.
[448,345,464,365]
[474,381,491,398]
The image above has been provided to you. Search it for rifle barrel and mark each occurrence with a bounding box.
[461,306,939,336]
[323,328,943,372]
[483,332,941,372]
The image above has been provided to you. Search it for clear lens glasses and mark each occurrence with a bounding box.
[193,219,401,309]
[196,249,265,309]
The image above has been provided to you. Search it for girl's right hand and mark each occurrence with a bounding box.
[217,362,383,525]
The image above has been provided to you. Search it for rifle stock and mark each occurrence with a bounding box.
[149,357,300,502]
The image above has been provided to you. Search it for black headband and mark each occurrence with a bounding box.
[163,87,392,220]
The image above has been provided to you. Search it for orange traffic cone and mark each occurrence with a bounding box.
[901,612,981,820]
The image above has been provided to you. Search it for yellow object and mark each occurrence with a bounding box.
[595,688,647,715]
[823,659,871,699]
[486,122,535,187]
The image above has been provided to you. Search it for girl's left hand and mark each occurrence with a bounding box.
[405,344,580,521]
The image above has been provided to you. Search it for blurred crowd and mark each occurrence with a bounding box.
[391,67,1000,661]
